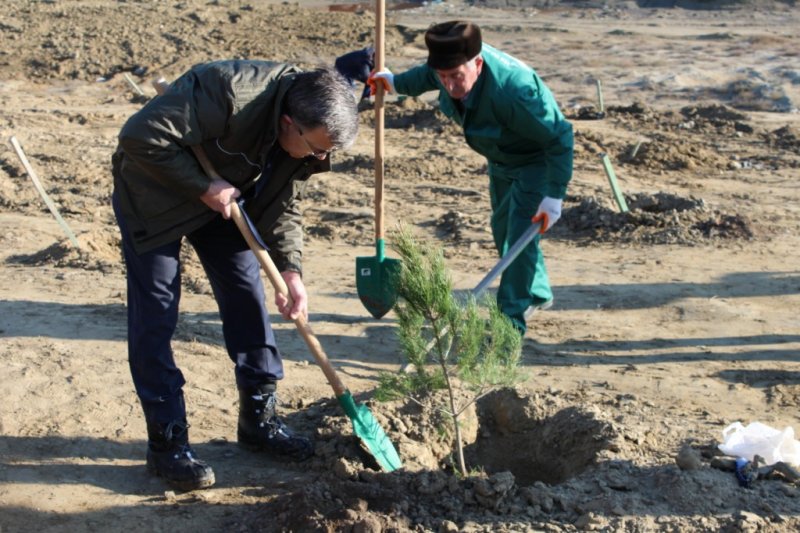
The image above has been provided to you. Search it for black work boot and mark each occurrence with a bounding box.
[146,420,215,491]
[238,384,314,461]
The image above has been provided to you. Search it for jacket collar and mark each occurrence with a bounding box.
[462,63,487,110]
[304,154,331,175]
[258,70,299,161]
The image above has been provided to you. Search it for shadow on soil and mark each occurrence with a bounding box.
[473,271,800,312]
[3,269,797,340]
[0,428,315,496]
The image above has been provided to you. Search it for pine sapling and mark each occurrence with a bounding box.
[377,226,523,475]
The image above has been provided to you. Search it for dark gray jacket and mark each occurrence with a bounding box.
[112,60,330,274]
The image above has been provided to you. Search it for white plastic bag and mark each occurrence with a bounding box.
[718,421,800,466]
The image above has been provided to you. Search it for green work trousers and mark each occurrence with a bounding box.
[488,162,553,333]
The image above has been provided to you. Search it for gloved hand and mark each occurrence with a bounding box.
[367,69,395,96]
[532,196,562,233]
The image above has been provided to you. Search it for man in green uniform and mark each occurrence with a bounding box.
[369,20,573,334]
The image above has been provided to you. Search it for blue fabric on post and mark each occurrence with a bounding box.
[335,47,374,101]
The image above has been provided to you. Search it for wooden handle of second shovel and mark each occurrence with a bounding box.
[374,0,386,241]
[229,203,347,397]
[151,77,348,398]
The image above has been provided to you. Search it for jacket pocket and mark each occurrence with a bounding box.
[127,180,193,220]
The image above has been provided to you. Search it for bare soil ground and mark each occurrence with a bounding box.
[1,0,800,531]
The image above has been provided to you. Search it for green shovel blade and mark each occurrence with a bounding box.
[337,391,402,472]
[356,238,401,319]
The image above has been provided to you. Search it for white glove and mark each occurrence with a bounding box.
[533,196,562,233]
[367,69,395,95]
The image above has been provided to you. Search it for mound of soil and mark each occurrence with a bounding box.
[766,125,800,155]
[7,228,120,272]
[558,192,755,245]
[237,385,797,532]
[251,387,623,532]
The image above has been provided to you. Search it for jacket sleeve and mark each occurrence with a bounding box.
[247,155,329,277]
[392,64,441,97]
[261,196,304,275]
[117,66,235,198]
[500,76,574,199]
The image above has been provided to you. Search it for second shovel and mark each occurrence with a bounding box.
[356,0,401,319]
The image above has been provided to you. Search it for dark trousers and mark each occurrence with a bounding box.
[113,193,284,425]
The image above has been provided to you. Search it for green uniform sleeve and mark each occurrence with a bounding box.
[392,64,440,96]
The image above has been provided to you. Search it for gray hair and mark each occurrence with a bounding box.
[284,67,359,150]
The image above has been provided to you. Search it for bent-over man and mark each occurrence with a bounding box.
[112,61,358,490]
[369,21,574,334]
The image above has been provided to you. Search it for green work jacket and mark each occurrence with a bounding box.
[112,60,330,274]
[393,44,573,199]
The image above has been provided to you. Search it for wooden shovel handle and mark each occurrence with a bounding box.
[229,202,347,397]
[374,0,386,240]
[151,77,348,397]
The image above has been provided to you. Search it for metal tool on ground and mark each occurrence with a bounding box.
[151,77,403,473]
[356,0,401,319]
[600,152,629,213]
[9,135,81,249]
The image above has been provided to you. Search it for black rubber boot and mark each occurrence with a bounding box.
[146,420,215,491]
[237,384,314,461]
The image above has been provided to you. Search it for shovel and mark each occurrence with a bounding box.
[471,218,544,298]
[152,78,403,473]
[229,202,402,472]
[356,0,401,319]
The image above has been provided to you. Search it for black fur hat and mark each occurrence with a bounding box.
[425,21,482,70]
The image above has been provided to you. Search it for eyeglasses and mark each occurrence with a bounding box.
[295,123,333,159]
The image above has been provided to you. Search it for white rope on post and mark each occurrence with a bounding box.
[9,135,81,249]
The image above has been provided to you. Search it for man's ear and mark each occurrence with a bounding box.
[475,55,484,73]
[280,114,294,129]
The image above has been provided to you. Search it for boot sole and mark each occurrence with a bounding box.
[147,462,216,491]
[237,435,314,462]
